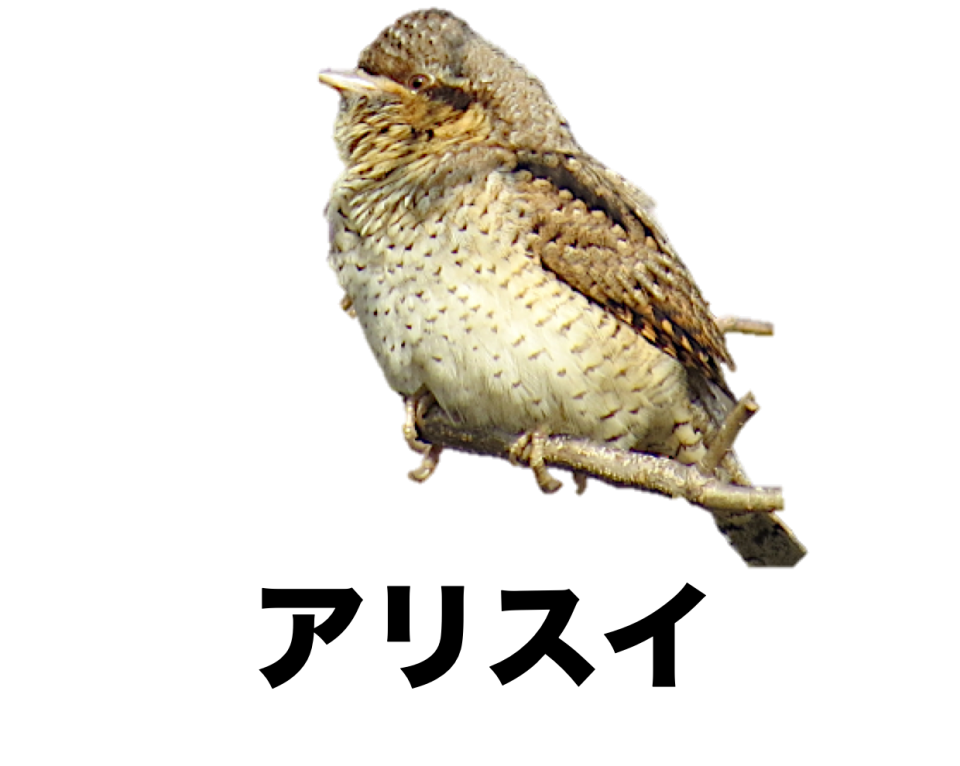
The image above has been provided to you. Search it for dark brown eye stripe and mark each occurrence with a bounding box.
[427,85,473,111]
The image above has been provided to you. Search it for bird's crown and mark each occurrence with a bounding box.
[321,9,579,157]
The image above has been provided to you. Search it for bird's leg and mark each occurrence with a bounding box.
[509,427,563,494]
[403,389,442,482]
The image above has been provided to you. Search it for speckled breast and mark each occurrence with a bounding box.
[328,168,705,460]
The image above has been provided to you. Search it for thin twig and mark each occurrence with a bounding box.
[717,314,777,338]
[699,392,759,477]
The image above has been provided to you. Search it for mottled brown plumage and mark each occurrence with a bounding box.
[320,8,739,483]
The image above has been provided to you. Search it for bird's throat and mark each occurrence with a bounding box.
[336,95,495,180]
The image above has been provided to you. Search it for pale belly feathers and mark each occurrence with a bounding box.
[328,170,705,460]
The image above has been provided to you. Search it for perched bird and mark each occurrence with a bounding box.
[319,8,744,492]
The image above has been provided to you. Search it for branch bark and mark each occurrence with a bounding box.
[716,316,774,336]
[416,406,805,566]
[418,407,780,512]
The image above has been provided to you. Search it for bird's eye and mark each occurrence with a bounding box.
[408,73,433,91]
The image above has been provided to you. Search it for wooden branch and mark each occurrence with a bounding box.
[699,392,759,477]
[416,406,806,567]
[419,407,780,511]
[717,315,774,336]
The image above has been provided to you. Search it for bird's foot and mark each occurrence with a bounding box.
[509,427,562,494]
[403,390,442,482]
[340,294,357,318]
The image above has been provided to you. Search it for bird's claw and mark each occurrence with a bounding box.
[404,391,442,482]
[340,294,357,318]
[509,428,562,494]
[573,471,588,495]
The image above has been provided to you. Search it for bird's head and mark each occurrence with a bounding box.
[319,9,579,175]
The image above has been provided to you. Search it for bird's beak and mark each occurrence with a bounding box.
[318,69,404,97]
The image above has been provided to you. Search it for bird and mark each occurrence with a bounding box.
[318,8,746,493]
